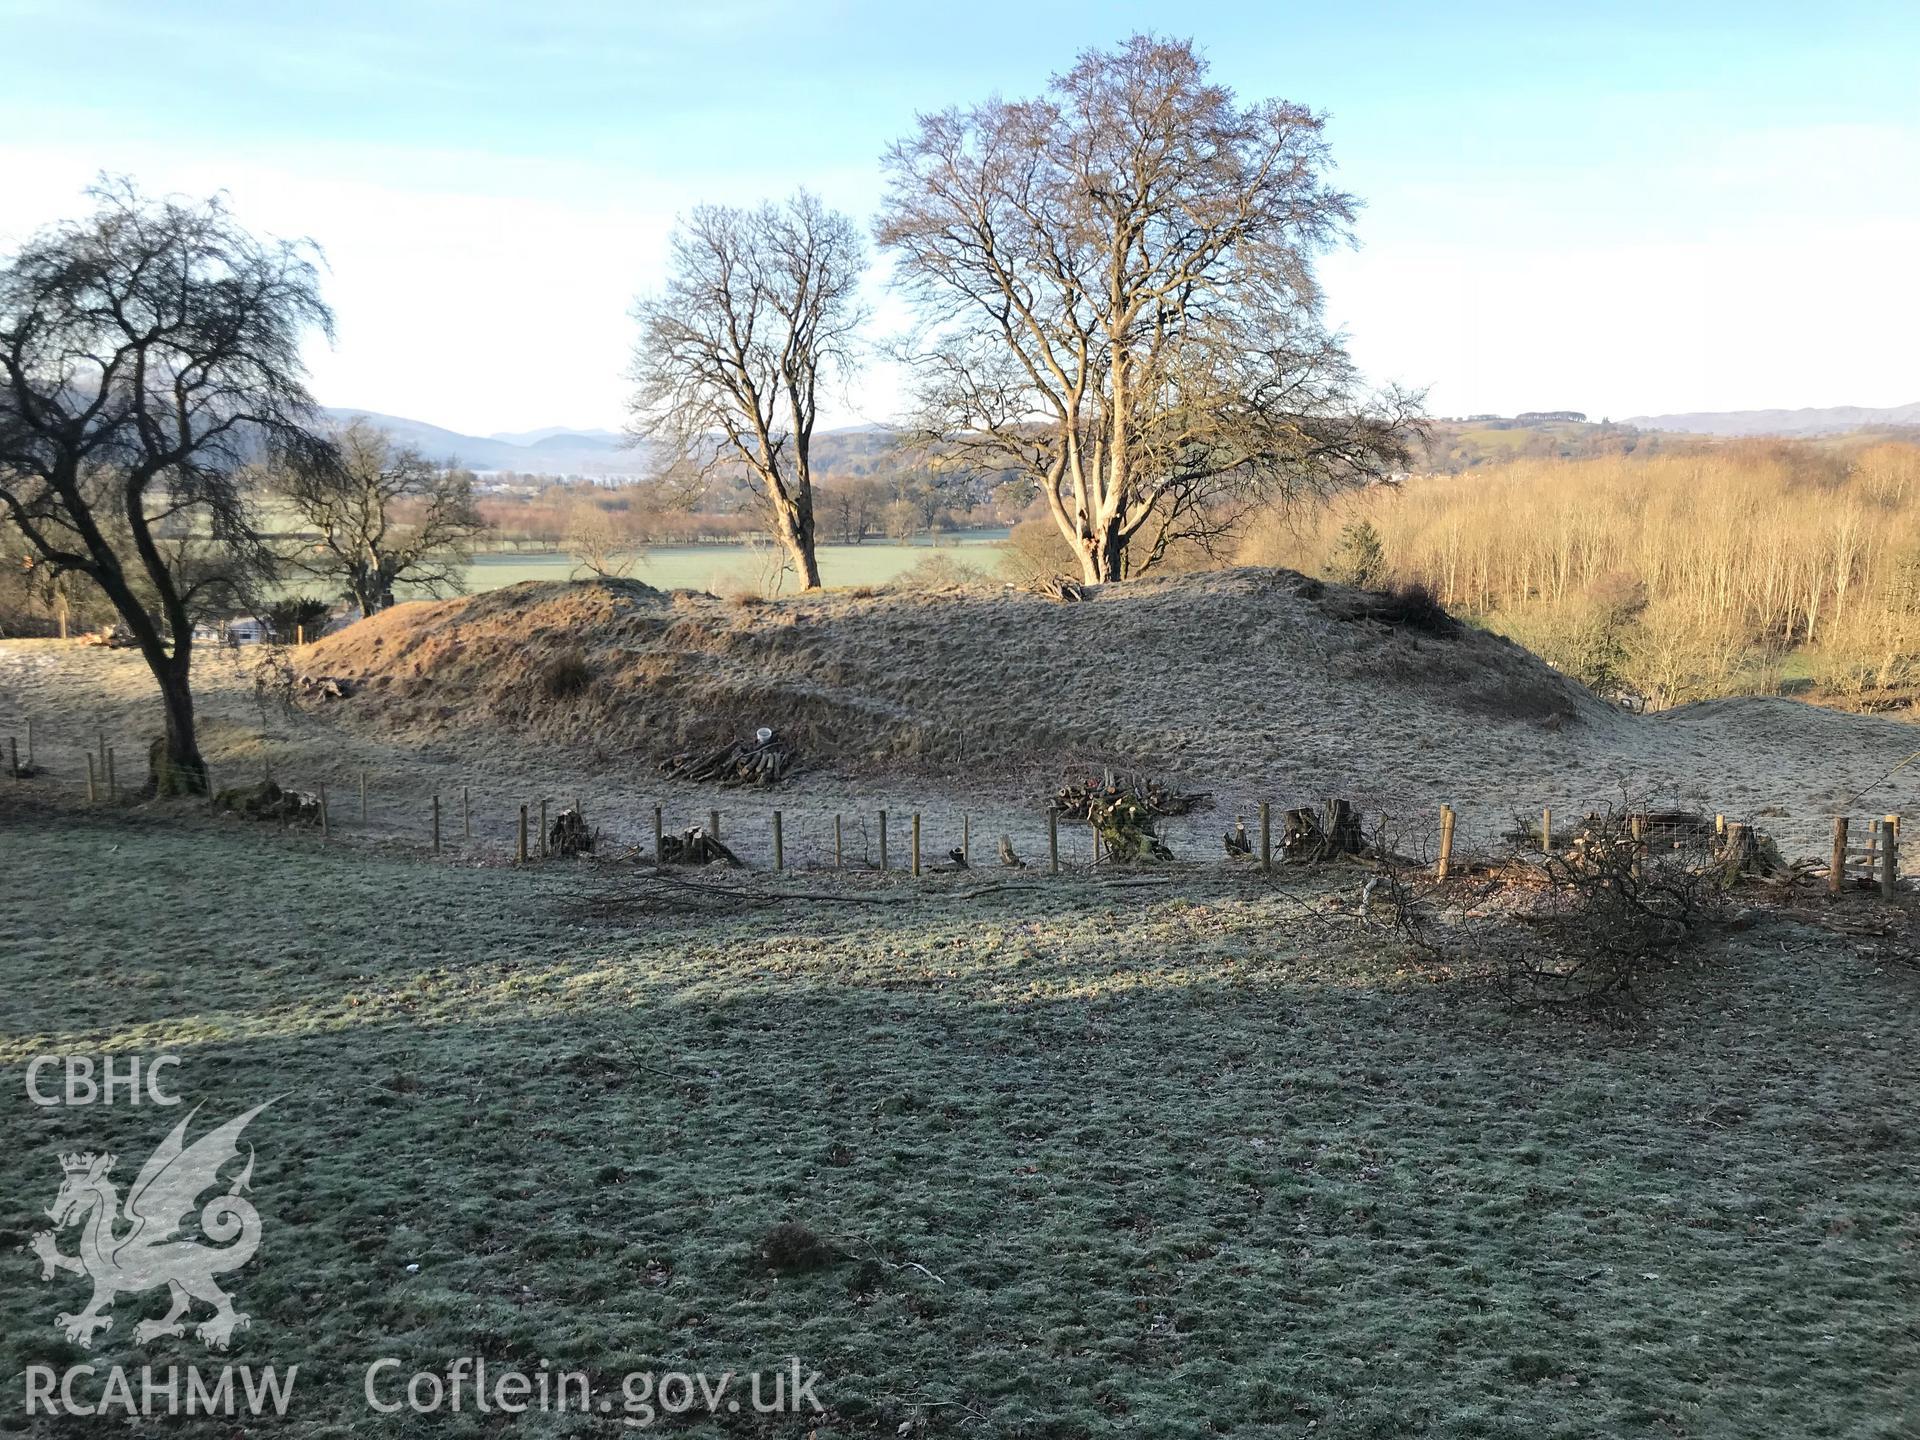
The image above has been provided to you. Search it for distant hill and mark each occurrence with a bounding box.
[1417,417,1682,472]
[322,409,653,477]
[1624,402,1920,437]
[321,409,918,480]
[488,426,625,446]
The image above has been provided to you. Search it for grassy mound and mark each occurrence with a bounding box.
[302,568,1615,778]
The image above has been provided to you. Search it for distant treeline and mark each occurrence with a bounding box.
[474,471,1031,552]
[1243,439,1920,709]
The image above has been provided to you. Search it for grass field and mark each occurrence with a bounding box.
[451,533,1010,598]
[3,801,1916,1436]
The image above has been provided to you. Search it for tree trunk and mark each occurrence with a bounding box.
[777,496,823,591]
[1077,515,1126,584]
[149,656,209,796]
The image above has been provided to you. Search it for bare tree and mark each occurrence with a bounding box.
[629,191,866,590]
[275,419,487,616]
[877,34,1420,584]
[565,501,641,580]
[820,476,886,545]
[0,180,334,793]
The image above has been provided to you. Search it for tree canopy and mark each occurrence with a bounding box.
[0,179,333,791]
[877,35,1419,583]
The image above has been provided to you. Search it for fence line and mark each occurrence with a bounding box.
[0,720,1906,890]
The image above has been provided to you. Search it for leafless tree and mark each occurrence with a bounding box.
[629,191,867,590]
[274,418,487,616]
[0,179,334,793]
[820,476,886,545]
[565,501,641,580]
[877,34,1421,584]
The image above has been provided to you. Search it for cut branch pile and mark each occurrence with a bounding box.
[1090,792,1174,864]
[1505,810,1713,851]
[660,732,794,788]
[1028,575,1086,602]
[1054,769,1209,820]
[298,674,355,701]
[658,827,742,866]
[214,780,321,824]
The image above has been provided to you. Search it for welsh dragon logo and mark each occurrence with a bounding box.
[28,1102,271,1350]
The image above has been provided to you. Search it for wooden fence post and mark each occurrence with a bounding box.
[773,810,784,872]
[432,795,441,855]
[1630,814,1647,879]
[96,730,105,785]
[709,808,720,843]
[295,623,304,647]
[1259,800,1271,872]
[1048,810,1059,874]
[462,787,471,841]
[1882,816,1899,900]
[86,753,97,804]
[961,813,970,866]
[1436,804,1456,881]
[879,810,888,872]
[1541,807,1553,854]
[1831,816,1849,894]
[912,813,922,877]
[319,782,330,841]
[653,805,664,864]
[834,814,843,869]
[517,804,529,863]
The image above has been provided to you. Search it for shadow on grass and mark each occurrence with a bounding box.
[1,807,1916,1437]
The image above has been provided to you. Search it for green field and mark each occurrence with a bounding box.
[453,532,1010,597]
[3,803,1915,1436]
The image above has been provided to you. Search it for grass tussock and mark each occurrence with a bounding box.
[539,646,594,698]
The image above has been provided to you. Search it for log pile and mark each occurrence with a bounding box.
[548,806,593,857]
[658,827,742,866]
[1054,769,1209,821]
[660,731,793,788]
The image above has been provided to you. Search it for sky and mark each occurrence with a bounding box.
[2,0,1917,436]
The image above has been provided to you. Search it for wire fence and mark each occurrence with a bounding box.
[6,717,1911,899]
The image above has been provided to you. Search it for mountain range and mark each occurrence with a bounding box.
[324,399,1920,478]
[1623,401,1920,437]
[321,408,651,476]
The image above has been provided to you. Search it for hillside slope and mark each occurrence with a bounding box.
[304,568,1616,779]
[289,568,1920,857]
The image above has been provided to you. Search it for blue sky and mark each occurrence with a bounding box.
[3,0,1916,433]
